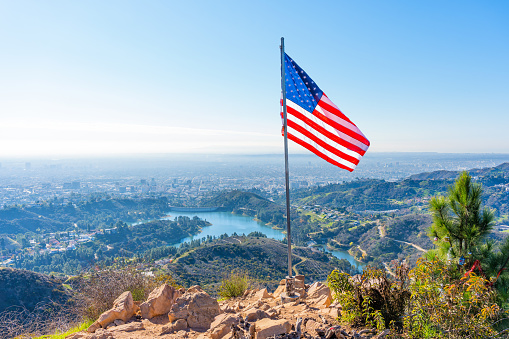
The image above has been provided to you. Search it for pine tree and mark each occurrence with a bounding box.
[428,171,494,263]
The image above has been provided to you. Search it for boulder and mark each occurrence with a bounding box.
[140,283,181,319]
[207,313,241,339]
[160,319,188,334]
[243,307,269,322]
[168,288,221,330]
[87,291,138,333]
[253,288,272,300]
[254,318,291,339]
[273,285,285,299]
[305,282,332,309]
[187,285,203,294]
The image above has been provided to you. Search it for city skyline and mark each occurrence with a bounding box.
[1,1,508,156]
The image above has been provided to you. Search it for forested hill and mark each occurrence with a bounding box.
[166,236,354,295]
[0,196,169,234]
[290,178,450,212]
[290,162,509,215]
[0,267,72,314]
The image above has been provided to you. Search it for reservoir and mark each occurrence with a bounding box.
[168,211,365,270]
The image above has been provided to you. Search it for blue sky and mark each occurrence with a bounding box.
[0,1,508,156]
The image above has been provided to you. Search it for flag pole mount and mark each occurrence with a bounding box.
[280,37,299,303]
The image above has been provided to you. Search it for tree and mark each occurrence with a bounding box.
[428,171,494,263]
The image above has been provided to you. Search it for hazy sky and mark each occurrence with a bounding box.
[0,1,508,157]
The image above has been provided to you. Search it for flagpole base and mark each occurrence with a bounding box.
[281,276,300,304]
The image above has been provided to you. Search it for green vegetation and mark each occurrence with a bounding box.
[218,270,251,299]
[327,171,509,338]
[328,262,410,330]
[405,259,503,338]
[165,236,355,295]
[31,319,94,339]
[0,195,171,235]
[429,171,495,262]
[11,216,208,275]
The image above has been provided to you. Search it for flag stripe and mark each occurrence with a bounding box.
[286,119,361,165]
[286,130,356,172]
[286,99,367,154]
[316,97,370,147]
[286,106,365,160]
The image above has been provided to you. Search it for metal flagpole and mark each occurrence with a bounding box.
[280,37,292,279]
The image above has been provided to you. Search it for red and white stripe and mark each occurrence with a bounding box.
[281,93,370,172]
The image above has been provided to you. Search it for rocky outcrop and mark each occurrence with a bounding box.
[68,275,389,339]
[167,285,221,330]
[139,284,181,319]
[87,291,138,333]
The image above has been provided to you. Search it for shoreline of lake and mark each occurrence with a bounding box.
[166,211,365,270]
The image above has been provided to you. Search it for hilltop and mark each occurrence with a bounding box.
[165,236,354,295]
[408,162,509,180]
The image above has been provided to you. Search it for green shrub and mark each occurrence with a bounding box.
[328,261,410,330]
[405,258,504,339]
[218,270,250,299]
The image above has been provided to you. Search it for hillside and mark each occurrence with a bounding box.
[0,196,170,235]
[0,267,72,314]
[165,236,354,295]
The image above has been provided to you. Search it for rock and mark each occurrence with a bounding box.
[108,322,144,332]
[243,307,269,322]
[254,318,291,339]
[168,288,221,330]
[160,318,188,334]
[305,282,332,309]
[319,306,339,319]
[113,319,125,326]
[187,285,203,294]
[140,283,181,319]
[221,304,235,313]
[87,291,138,333]
[304,319,320,333]
[259,303,271,311]
[176,330,188,338]
[254,288,272,300]
[207,313,241,339]
[273,285,285,299]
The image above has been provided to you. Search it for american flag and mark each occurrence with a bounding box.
[281,53,370,172]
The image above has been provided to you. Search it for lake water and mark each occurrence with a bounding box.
[168,211,365,269]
